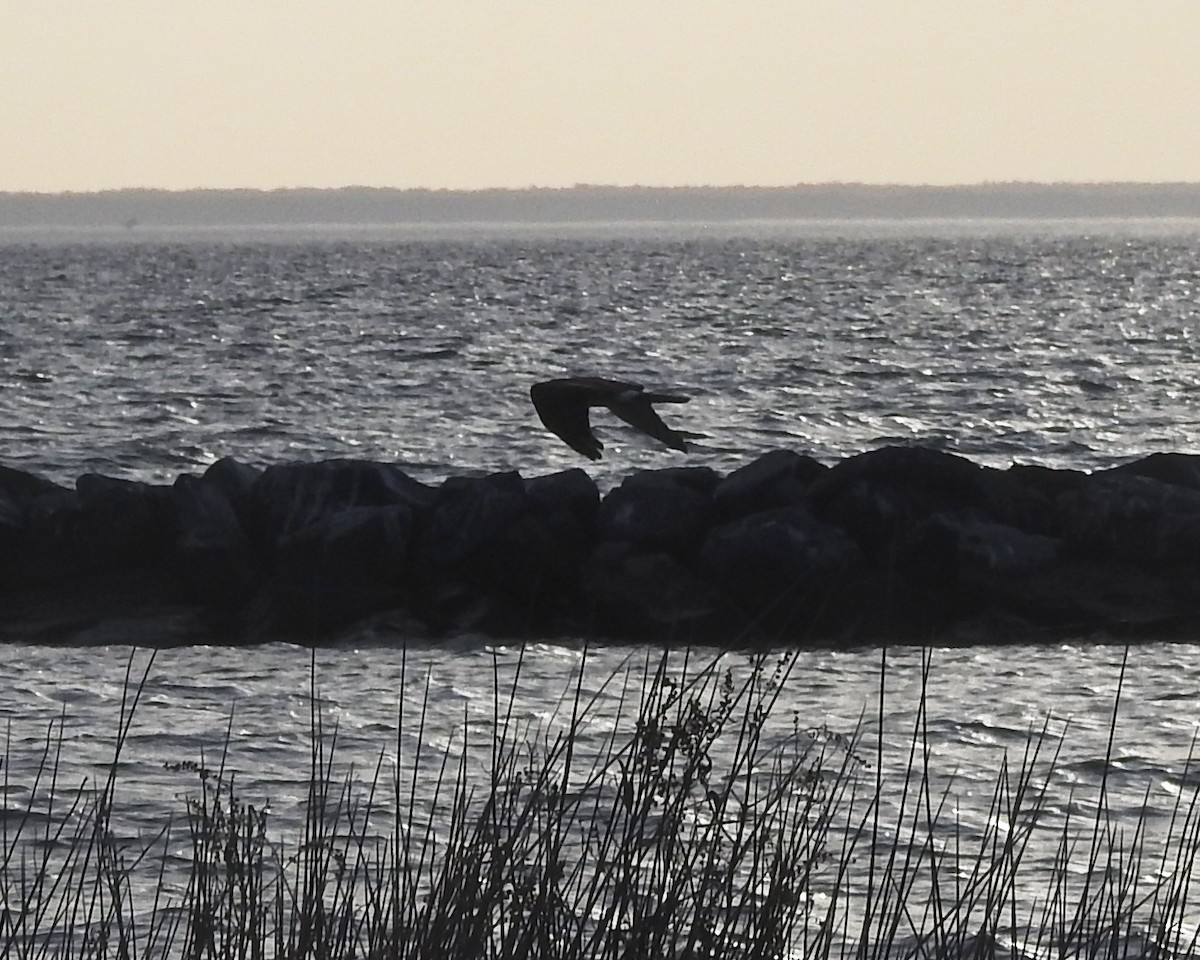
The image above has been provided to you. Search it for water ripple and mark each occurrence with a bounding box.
[2,226,1200,485]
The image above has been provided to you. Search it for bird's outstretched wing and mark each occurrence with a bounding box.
[605,387,691,453]
[530,379,605,460]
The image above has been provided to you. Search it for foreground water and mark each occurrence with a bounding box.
[3,639,1198,920]
[2,221,1200,945]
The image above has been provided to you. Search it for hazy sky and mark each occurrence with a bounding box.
[4,2,1199,193]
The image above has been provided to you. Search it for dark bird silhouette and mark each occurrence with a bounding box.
[530,376,694,460]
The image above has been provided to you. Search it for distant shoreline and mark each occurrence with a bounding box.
[4,183,1200,228]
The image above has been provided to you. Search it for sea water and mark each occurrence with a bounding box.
[2,219,1200,948]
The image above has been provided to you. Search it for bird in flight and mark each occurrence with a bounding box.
[530,376,694,460]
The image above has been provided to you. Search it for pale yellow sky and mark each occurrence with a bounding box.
[3,1,1199,193]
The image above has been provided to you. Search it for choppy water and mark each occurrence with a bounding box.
[3,220,1200,947]
[3,220,1200,488]
[2,639,1197,952]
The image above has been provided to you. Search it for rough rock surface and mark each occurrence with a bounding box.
[3,446,1200,646]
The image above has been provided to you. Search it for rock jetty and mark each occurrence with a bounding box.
[3,446,1199,646]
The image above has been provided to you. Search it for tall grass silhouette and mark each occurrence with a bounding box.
[2,644,1198,959]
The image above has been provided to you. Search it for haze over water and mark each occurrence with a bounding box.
[2,219,1200,938]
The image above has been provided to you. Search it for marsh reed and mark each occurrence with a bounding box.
[2,643,1198,960]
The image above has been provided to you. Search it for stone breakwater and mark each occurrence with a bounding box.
[3,446,1200,646]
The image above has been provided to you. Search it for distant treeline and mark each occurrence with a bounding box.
[4,183,1200,228]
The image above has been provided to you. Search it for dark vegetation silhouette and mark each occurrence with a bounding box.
[3,645,1198,959]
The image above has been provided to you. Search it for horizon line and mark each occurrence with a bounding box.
[6,180,1200,198]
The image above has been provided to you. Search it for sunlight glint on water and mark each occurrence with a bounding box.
[2,222,1200,949]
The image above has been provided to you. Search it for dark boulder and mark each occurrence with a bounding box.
[807,446,990,557]
[481,468,600,633]
[582,541,721,638]
[254,503,416,634]
[699,506,865,638]
[1055,473,1200,565]
[992,559,1178,634]
[412,471,592,634]
[245,458,433,547]
[619,465,722,495]
[525,468,600,529]
[981,463,1088,538]
[170,473,260,610]
[892,509,1063,631]
[200,457,262,522]
[1002,462,1089,498]
[0,464,67,507]
[899,509,1060,577]
[812,445,985,503]
[597,469,715,552]
[21,475,176,584]
[0,466,70,587]
[712,449,827,519]
[1102,452,1200,492]
[414,471,528,572]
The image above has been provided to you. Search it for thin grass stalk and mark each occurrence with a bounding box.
[401,680,468,957]
[998,716,1065,960]
[804,707,877,960]
[395,659,438,950]
[140,819,183,960]
[702,653,806,956]
[871,647,943,960]
[383,639,411,958]
[69,650,156,960]
[972,719,1059,955]
[520,643,597,959]
[549,650,643,958]
[855,642,929,960]
[416,701,480,956]
[913,648,951,959]
[356,746,397,955]
[570,658,645,960]
[856,643,889,960]
[1147,730,1200,958]
[2,709,94,958]
[1060,646,1128,957]
[16,719,90,959]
